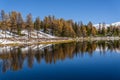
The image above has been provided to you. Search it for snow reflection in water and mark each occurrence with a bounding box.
[0,40,120,80]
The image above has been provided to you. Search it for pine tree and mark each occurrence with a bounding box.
[78,21,84,37]
[87,21,93,36]
[43,16,49,33]
[115,26,119,36]
[34,17,41,38]
[17,12,23,35]
[72,22,81,37]
[26,13,33,38]
[0,10,6,37]
[102,23,106,36]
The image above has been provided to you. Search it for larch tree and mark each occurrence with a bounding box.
[87,21,93,36]
[0,10,9,38]
[91,27,97,36]
[72,22,78,37]
[67,20,76,37]
[9,11,18,37]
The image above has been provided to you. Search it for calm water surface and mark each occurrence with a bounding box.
[0,40,120,80]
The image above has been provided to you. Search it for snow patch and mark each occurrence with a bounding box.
[94,21,120,28]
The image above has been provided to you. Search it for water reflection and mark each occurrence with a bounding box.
[0,40,120,72]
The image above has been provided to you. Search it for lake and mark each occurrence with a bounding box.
[0,40,120,80]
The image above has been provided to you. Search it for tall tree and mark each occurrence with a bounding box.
[81,25,87,37]
[17,12,23,35]
[79,22,87,37]
[0,10,9,38]
[87,21,93,36]
[0,10,6,36]
[26,13,33,38]
[98,23,102,35]
[1,10,5,21]
[43,16,49,33]
[101,23,106,36]
[91,27,97,36]
[34,17,41,38]
[9,11,18,37]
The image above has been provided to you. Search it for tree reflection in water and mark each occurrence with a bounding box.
[0,40,120,72]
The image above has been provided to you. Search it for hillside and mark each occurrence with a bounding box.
[0,30,55,39]
[0,30,57,44]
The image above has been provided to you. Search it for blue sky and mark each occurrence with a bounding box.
[0,0,120,24]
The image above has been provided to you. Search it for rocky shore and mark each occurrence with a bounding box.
[0,37,119,46]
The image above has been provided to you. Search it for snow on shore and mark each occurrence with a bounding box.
[21,30,55,38]
[0,30,56,44]
[0,30,119,45]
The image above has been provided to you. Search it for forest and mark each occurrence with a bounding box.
[0,10,120,38]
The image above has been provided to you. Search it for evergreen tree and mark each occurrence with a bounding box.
[43,16,49,33]
[87,21,93,36]
[26,13,33,38]
[17,12,23,35]
[72,22,81,37]
[98,23,102,35]
[101,23,106,36]
[34,17,41,38]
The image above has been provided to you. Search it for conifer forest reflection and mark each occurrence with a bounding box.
[0,40,120,80]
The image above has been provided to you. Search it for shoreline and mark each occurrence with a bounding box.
[0,38,74,46]
[0,37,119,46]
[74,36,120,41]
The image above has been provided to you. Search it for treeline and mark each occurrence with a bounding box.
[0,10,120,38]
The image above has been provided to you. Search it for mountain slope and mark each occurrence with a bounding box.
[111,22,120,26]
[93,24,110,28]
[94,22,120,28]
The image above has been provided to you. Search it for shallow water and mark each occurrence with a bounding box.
[0,40,120,80]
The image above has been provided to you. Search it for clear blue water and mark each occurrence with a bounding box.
[0,41,120,80]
